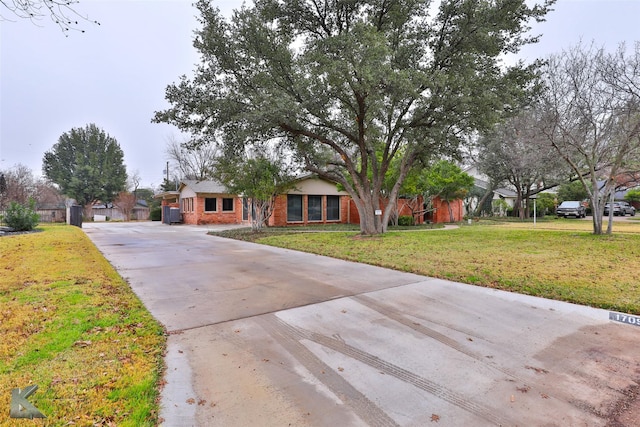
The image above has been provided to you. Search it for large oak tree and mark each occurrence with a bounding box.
[155,0,553,234]
[42,124,127,216]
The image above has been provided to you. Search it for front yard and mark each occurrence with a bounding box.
[2,218,639,425]
[0,225,165,426]
[231,219,640,314]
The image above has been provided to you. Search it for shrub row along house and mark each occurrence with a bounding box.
[155,176,463,226]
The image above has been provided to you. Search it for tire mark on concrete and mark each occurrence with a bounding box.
[266,315,514,426]
[258,315,400,427]
[354,294,631,417]
[353,294,521,380]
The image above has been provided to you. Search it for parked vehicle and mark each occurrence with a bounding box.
[604,202,636,216]
[556,201,586,218]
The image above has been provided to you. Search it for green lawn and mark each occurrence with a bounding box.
[248,221,640,314]
[0,225,165,426]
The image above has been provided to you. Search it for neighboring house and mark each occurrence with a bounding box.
[464,166,518,215]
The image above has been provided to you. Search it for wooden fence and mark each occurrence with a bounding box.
[0,207,150,225]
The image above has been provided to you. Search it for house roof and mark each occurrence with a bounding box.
[473,178,518,198]
[154,191,180,200]
[180,180,230,194]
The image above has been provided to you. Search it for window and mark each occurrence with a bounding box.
[242,198,249,221]
[287,195,303,222]
[181,197,194,213]
[326,195,340,221]
[204,197,217,212]
[308,195,322,221]
[222,198,234,211]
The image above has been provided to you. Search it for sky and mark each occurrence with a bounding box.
[1,0,639,189]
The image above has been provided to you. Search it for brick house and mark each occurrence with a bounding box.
[156,176,351,226]
[177,180,244,225]
[268,176,351,226]
[156,176,463,226]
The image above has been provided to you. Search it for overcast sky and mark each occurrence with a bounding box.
[1,0,639,189]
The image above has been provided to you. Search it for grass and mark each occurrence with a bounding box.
[0,225,165,426]
[225,218,640,315]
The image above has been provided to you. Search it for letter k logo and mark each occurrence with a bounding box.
[10,385,46,419]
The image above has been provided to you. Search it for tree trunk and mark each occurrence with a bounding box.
[83,203,93,221]
[473,187,495,216]
[447,200,454,222]
[350,193,379,235]
[606,187,615,235]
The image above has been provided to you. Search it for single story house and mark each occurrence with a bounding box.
[156,180,244,225]
[155,176,465,226]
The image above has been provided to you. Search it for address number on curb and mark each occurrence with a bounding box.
[609,312,640,327]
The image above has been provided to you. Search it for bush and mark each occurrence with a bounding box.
[492,199,509,216]
[4,200,40,231]
[398,215,415,226]
[533,192,556,217]
[625,189,640,204]
[149,206,162,221]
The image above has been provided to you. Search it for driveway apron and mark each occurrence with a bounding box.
[84,222,640,426]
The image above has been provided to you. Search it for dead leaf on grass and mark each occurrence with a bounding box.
[74,340,92,347]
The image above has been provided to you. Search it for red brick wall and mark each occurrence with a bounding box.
[269,195,350,227]
[426,198,464,223]
[182,196,244,225]
[269,195,287,226]
[349,196,463,224]
[348,197,427,225]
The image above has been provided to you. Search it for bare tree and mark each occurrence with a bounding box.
[1,164,38,205]
[165,135,219,181]
[477,110,567,219]
[1,0,99,34]
[113,191,137,221]
[34,179,64,207]
[0,164,64,209]
[539,43,640,234]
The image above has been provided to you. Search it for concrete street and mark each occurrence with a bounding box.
[83,221,640,426]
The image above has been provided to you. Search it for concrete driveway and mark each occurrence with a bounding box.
[83,222,640,426]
